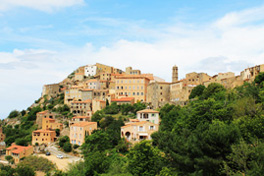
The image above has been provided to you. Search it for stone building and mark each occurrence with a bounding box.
[240,64,264,81]
[42,118,63,131]
[92,99,106,113]
[36,110,58,129]
[172,65,178,83]
[125,66,141,75]
[42,83,60,97]
[70,122,97,146]
[32,129,56,145]
[136,109,160,125]
[70,100,92,116]
[147,81,171,108]
[121,121,158,144]
[6,144,33,164]
[84,64,97,77]
[115,75,151,102]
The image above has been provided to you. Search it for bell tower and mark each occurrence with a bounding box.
[172,65,178,83]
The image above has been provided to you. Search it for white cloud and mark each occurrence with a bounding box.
[214,5,264,29]
[0,0,84,12]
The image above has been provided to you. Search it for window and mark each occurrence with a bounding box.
[160,86,163,89]
[137,92,139,95]
[141,92,144,95]
[139,126,143,131]
[150,126,154,130]
[117,86,119,89]
[137,86,139,89]
[133,92,135,95]
[160,92,162,95]
[152,113,155,117]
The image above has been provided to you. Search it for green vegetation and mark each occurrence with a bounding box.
[7,110,20,119]
[3,106,41,146]
[0,164,35,176]
[18,156,56,173]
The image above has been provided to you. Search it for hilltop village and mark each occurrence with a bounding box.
[0,62,264,174]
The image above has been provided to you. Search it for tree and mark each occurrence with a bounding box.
[15,138,28,146]
[201,83,226,100]
[127,141,165,176]
[63,142,72,152]
[84,151,110,176]
[59,136,70,148]
[82,130,112,154]
[189,85,206,99]
[16,165,35,176]
[0,164,16,176]
[7,110,20,118]
[55,129,60,137]
[18,156,56,173]
[254,72,264,88]
[5,155,14,164]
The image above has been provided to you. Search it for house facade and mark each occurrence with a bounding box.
[32,129,56,145]
[70,122,97,146]
[121,121,158,143]
[6,144,33,164]
[137,109,160,124]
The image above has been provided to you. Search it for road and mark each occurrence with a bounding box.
[39,143,83,171]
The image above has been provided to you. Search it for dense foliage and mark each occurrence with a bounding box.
[0,164,35,176]
[18,156,56,173]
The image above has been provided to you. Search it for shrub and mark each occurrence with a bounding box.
[73,144,79,149]
[18,156,56,173]
[63,142,72,152]
[7,110,20,118]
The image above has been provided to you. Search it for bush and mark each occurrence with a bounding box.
[73,144,79,149]
[7,110,20,118]
[5,155,14,164]
[59,136,70,148]
[55,129,60,137]
[18,156,56,173]
[16,165,35,176]
[63,142,72,152]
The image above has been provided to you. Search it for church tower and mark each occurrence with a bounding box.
[172,65,178,83]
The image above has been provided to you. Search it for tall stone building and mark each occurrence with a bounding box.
[147,82,171,109]
[172,65,178,83]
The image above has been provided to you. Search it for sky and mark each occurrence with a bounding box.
[1,0,264,119]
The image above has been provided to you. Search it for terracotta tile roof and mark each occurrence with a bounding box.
[75,73,84,75]
[112,97,134,102]
[37,110,49,114]
[121,121,148,128]
[6,144,33,154]
[116,75,151,80]
[129,119,140,122]
[72,99,92,104]
[86,79,98,82]
[72,116,90,119]
[137,109,159,113]
[71,122,97,127]
[33,129,55,133]
[43,118,55,121]
[81,89,93,91]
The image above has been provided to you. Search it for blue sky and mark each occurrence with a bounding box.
[1,0,264,118]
